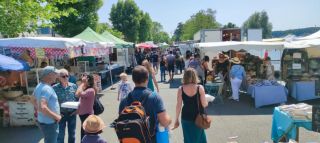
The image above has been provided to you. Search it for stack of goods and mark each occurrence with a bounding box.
[279,103,312,120]
[253,80,281,86]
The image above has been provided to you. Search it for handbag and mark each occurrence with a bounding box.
[93,96,104,115]
[195,86,212,129]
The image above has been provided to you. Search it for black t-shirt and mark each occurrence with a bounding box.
[160,60,166,67]
[216,60,229,75]
[151,54,159,63]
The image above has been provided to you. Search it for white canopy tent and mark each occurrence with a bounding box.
[284,38,320,49]
[0,37,86,49]
[296,30,320,41]
[194,41,284,58]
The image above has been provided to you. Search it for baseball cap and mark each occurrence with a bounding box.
[39,66,59,79]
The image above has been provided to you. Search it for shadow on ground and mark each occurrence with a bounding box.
[169,78,182,88]
[207,93,320,116]
[0,126,43,143]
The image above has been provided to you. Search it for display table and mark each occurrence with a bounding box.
[98,65,124,89]
[0,100,9,127]
[204,82,223,104]
[271,107,311,142]
[289,81,320,101]
[247,85,287,108]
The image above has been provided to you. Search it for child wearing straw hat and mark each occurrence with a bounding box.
[82,115,107,143]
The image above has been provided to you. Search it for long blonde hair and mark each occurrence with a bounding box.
[182,68,199,84]
[142,60,154,74]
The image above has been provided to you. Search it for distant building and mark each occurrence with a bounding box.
[193,28,262,42]
[247,29,262,41]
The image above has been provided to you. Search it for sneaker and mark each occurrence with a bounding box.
[228,96,234,100]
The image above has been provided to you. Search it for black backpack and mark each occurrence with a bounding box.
[111,93,154,143]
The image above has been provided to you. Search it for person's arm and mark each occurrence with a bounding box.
[154,95,172,127]
[117,88,120,101]
[199,85,208,108]
[75,83,84,97]
[172,87,183,130]
[152,73,159,93]
[40,97,61,122]
[158,111,171,127]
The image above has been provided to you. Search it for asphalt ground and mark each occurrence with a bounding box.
[0,73,319,143]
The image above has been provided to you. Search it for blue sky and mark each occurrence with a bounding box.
[98,0,320,35]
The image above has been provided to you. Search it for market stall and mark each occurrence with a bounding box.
[0,37,93,93]
[271,103,313,142]
[0,54,35,127]
[282,39,320,101]
[195,41,288,107]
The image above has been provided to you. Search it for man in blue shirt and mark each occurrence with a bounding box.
[119,66,171,143]
[53,69,78,143]
[33,66,61,143]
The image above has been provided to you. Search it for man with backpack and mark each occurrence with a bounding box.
[114,66,171,143]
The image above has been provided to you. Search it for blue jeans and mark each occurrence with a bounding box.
[57,113,77,143]
[160,66,166,82]
[38,122,59,143]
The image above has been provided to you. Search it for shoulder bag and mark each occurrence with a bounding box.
[195,86,212,129]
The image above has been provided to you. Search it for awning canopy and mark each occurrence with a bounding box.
[194,41,284,52]
[0,37,85,49]
[73,27,114,47]
[296,30,320,40]
[0,54,30,71]
[284,39,320,49]
[101,31,133,48]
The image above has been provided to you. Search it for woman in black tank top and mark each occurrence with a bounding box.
[172,68,208,143]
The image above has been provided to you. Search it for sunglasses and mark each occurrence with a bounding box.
[61,75,69,78]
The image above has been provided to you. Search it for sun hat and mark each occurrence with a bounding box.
[231,57,241,64]
[39,66,59,79]
[83,115,106,133]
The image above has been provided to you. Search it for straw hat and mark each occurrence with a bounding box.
[83,115,106,133]
[231,57,241,64]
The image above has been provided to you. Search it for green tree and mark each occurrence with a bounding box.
[138,12,153,42]
[110,0,141,42]
[153,31,170,44]
[181,9,220,40]
[0,0,77,37]
[223,22,237,29]
[242,11,273,38]
[52,0,103,37]
[96,23,124,38]
[172,22,184,42]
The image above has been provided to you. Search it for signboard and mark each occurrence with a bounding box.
[35,48,45,58]
[8,101,35,126]
[312,105,320,132]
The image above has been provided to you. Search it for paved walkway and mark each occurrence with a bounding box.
[0,73,319,143]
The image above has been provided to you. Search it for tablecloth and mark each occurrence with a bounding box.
[204,82,223,104]
[290,81,320,101]
[271,107,312,142]
[247,85,287,108]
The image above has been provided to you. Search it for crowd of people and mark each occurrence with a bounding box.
[32,66,107,143]
[31,47,275,143]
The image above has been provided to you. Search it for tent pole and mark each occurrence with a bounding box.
[109,56,115,90]
[24,71,29,95]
